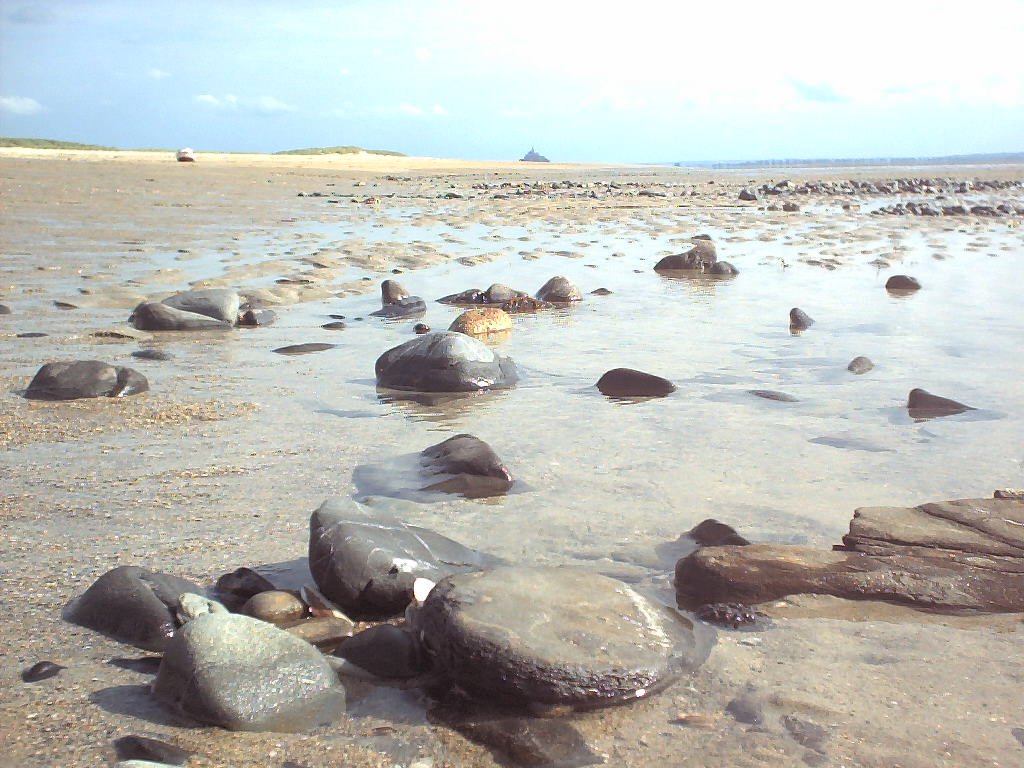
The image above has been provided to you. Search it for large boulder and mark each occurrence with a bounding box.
[64,566,201,651]
[654,239,718,271]
[308,498,502,617]
[161,289,240,323]
[130,302,233,331]
[25,360,149,400]
[375,331,518,392]
[152,612,345,731]
[675,497,1024,613]
[412,567,712,709]
[420,434,513,498]
[536,276,582,303]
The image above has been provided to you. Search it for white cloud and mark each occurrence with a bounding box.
[148,68,171,80]
[339,67,352,77]
[431,103,448,116]
[194,94,293,113]
[0,95,42,115]
[398,103,424,116]
[414,47,432,61]
[253,95,294,113]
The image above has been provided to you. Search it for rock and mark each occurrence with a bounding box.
[284,616,356,651]
[448,308,512,337]
[375,331,518,392]
[694,603,770,631]
[420,434,513,498]
[24,361,148,400]
[381,279,409,304]
[21,660,65,683]
[995,489,1024,500]
[370,296,426,319]
[596,368,676,398]
[708,261,738,276]
[536,276,582,303]
[161,288,240,323]
[334,624,423,678]
[273,343,335,355]
[591,287,613,295]
[153,612,345,731]
[90,327,152,341]
[176,593,228,623]
[131,349,173,361]
[64,566,201,651]
[322,321,347,330]
[308,498,502,617]
[412,567,712,709]
[237,308,277,327]
[725,695,763,725]
[654,239,718,271]
[782,202,800,212]
[0,303,11,314]
[17,332,47,338]
[748,390,798,402]
[789,307,814,332]
[434,711,602,768]
[112,736,191,766]
[847,356,873,374]
[130,302,233,331]
[675,497,1024,613]
[501,295,553,313]
[907,388,975,419]
[241,590,307,625]
[738,188,758,202]
[213,567,276,612]
[886,275,921,292]
[783,715,829,752]
[483,283,526,303]
[414,322,430,334]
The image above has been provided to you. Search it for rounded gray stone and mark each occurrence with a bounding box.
[375,331,518,392]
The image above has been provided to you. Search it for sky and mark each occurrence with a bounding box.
[1,0,1023,163]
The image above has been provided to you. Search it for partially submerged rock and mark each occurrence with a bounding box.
[596,368,676,399]
[789,307,814,332]
[64,566,201,651]
[25,360,149,400]
[907,388,975,420]
[448,308,512,337]
[412,567,712,709]
[130,302,233,331]
[370,296,426,319]
[438,284,528,306]
[161,289,240,323]
[152,612,345,731]
[885,275,921,292]
[536,276,582,303]
[847,356,874,374]
[308,498,502,617]
[675,497,1024,613]
[654,239,718,271]
[420,434,513,498]
[375,331,518,392]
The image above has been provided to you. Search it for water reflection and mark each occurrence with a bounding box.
[377,387,511,425]
[655,270,734,301]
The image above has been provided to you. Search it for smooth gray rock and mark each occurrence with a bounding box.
[885,275,921,292]
[64,566,201,651]
[420,434,513,498]
[334,624,424,679]
[536,276,582,303]
[369,296,426,318]
[381,279,409,304]
[153,612,345,731]
[375,331,518,392]
[112,735,191,766]
[273,343,335,355]
[789,307,814,331]
[161,289,240,323]
[309,498,502,617]
[847,356,874,374]
[237,308,277,326]
[0,303,11,314]
[654,239,718,271]
[25,360,149,400]
[596,368,676,398]
[708,260,738,276]
[130,302,233,331]
[907,388,975,419]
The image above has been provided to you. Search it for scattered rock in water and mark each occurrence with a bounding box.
[448,308,513,337]
[501,295,554,313]
[420,434,513,498]
[847,356,873,374]
[24,360,149,400]
[590,287,612,295]
[654,239,718,271]
[308,498,503,617]
[130,302,233,331]
[725,695,764,725]
[748,389,798,403]
[64,565,201,651]
[241,590,307,626]
[53,300,78,310]
[370,296,427,319]
[694,603,771,631]
[708,261,739,276]
[414,322,430,334]
[334,624,424,679]
[438,284,528,306]
[789,307,814,332]
[783,714,829,753]
[273,343,335,355]
[214,567,277,612]
[112,735,191,766]
[907,388,975,419]
[411,566,712,709]
[675,497,1024,612]
[375,331,518,392]
[131,349,173,361]
[321,321,347,330]
[536,276,582,303]
[16,332,47,338]
[152,612,346,731]
[21,660,65,683]
[381,279,409,304]
[596,368,676,399]
[782,202,800,212]
[0,303,11,314]
[237,308,277,327]
[161,288,240,323]
[885,274,921,292]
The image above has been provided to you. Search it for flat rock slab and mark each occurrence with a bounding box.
[161,289,240,323]
[25,360,149,400]
[375,331,518,392]
[675,497,1024,613]
[414,567,712,709]
[273,343,335,355]
[308,498,502,617]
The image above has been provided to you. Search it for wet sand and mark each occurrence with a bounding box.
[1,150,1023,768]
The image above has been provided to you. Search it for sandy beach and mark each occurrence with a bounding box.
[2,149,1023,768]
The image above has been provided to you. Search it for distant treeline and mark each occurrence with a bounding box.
[0,137,405,156]
[670,152,1024,169]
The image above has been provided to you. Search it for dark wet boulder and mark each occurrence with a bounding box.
[130,302,233,331]
[237,308,277,327]
[886,275,921,292]
[25,360,149,400]
[420,434,513,498]
[596,368,676,398]
[214,567,276,612]
[907,388,975,419]
[847,356,874,374]
[161,288,240,323]
[675,497,1024,613]
[334,624,423,679]
[64,565,201,651]
[708,260,739,276]
[738,188,758,201]
[308,498,502,617]
[789,307,814,331]
[152,612,345,731]
[370,296,427,319]
[375,331,518,392]
[536,276,582,303]
[654,239,718,271]
[412,567,712,709]
[381,279,409,305]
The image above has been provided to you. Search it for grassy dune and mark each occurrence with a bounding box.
[1,137,119,150]
[274,145,405,157]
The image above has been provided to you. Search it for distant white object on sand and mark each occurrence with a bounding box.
[176,147,196,162]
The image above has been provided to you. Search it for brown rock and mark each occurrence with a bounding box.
[448,308,513,337]
[241,590,307,625]
[283,616,356,651]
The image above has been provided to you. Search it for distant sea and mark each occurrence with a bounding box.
[659,151,1024,169]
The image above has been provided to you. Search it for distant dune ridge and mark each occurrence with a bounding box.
[0,137,404,157]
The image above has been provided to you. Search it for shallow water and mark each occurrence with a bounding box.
[3,163,1024,767]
